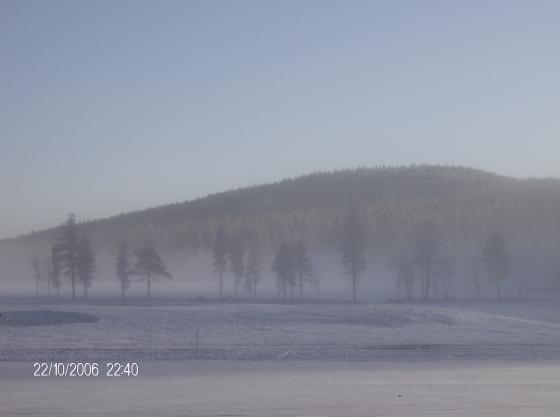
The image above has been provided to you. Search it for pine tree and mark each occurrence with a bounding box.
[56,213,80,299]
[50,243,63,299]
[116,243,131,300]
[43,259,52,298]
[293,240,314,301]
[482,231,511,300]
[244,246,261,300]
[49,243,63,299]
[30,257,41,298]
[271,242,296,301]
[212,226,228,299]
[132,247,172,298]
[393,252,415,300]
[464,257,483,300]
[76,235,96,299]
[338,206,367,302]
[414,219,442,300]
[312,272,321,300]
[229,236,245,301]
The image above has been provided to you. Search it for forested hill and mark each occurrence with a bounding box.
[4,165,514,238]
[3,165,560,262]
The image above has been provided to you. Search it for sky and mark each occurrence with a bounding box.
[1,0,560,238]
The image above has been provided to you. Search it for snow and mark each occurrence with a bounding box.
[1,301,560,361]
[2,302,560,416]
[2,360,560,416]
[0,310,98,326]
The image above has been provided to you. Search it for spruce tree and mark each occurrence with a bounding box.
[133,247,172,298]
[57,213,80,299]
[271,242,296,301]
[244,246,261,300]
[293,240,314,301]
[414,219,442,300]
[338,206,367,302]
[116,243,131,300]
[30,257,41,298]
[77,235,96,299]
[50,243,63,299]
[212,226,228,299]
[482,231,511,300]
[229,236,245,301]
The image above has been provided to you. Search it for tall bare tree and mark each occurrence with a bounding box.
[414,219,442,300]
[463,257,484,300]
[482,231,511,300]
[244,245,261,300]
[116,242,131,300]
[271,241,296,301]
[293,240,314,301]
[229,236,245,301]
[30,257,41,298]
[393,252,415,300]
[77,235,96,299]
[338,206,367,302]
[50,243,63,299]
[212,226,228,299]
[57,213,80,299]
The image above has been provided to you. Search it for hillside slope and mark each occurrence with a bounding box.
[2,164,560,296]
[1,164,538,246]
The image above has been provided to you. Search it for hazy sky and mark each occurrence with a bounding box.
[1,0,560,238]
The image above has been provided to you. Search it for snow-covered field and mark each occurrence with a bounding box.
[2,301,560,416]
[1,301,560,361]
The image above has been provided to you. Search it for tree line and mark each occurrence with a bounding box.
[27,206,528,303]
[210,205,368,302]
[30,213,95,300]
[31,213,172,300]
[28,207,369,302]
[393,220,513,301]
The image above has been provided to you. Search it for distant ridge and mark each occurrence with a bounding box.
[4,164,520,242]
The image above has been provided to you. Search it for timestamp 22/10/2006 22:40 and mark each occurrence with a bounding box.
[33,362,139,377]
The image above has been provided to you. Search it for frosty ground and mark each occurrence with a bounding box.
[1,301,560,416]
[2,301,560,361]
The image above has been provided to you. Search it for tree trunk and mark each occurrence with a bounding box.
[218,270,223,299]
[406,280,412,300]
[71,273,76,300]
